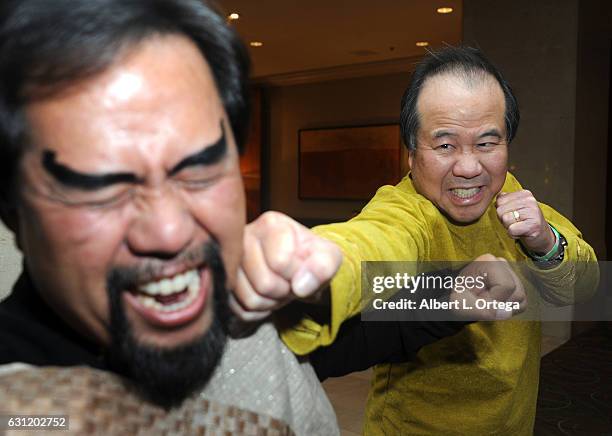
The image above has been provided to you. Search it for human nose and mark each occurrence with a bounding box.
[126,187,195,258]
[452,149,483,179]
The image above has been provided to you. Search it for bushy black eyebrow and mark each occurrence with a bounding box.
[42,121,227,190]
[42,151,139,191]
[170,121,227,175]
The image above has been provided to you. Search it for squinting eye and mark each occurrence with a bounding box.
[58,188,134,210]
[174,165,222,190]
[84,191,133,209]
[179,178,216,190]
[176,171,222,191]
[435,143,454,151]
[476,142,499,149]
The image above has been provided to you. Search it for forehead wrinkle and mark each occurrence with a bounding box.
[25,35,229,191]
[91,38,224,179]
[417,74,506,142]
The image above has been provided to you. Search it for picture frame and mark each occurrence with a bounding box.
[298,124,403,200]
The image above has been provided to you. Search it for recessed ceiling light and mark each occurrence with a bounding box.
[250,41,263,47]
[437,7,453,14]
[416,41,429,47]
[228,13,240,20]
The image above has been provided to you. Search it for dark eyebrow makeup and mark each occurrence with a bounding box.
[42,151,139,191]
[170,121,227,175]
[42,121,228,190]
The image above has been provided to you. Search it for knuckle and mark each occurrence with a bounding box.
[259,211,283,228]
[239,294,259,310]
[234,291,255,310]
[241,292,267,310]
[318,258,339,280]
[254,274,286,297]
[323,241,343,265]
[267,252,292,274]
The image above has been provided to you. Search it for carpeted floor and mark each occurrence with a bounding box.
[535,325,612,435]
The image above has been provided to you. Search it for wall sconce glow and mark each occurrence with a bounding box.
[250,41,264,47]
[436,7,454,14]
[228,13,240,20]
[416,41,429,47]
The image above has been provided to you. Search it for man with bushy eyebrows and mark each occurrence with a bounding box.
[0,1,343,433]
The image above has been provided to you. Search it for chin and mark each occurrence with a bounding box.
[131,310,214,349]
[445,206,488,224]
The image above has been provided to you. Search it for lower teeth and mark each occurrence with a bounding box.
[138,284,198,312]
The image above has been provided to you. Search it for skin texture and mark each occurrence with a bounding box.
[495,190,555,254]
[233,211,342,321]
[16,35,245,349]
[409,72,509,224]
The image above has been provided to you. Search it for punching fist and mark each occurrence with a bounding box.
[496,190,555,254]
[452,254,527,320]
[233,212,342,321]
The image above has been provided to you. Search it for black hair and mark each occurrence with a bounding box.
[400,46,519,151]
[0,0,250,213]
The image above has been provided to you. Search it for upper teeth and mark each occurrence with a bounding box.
[138,269,200,296]
[452,187,480,198]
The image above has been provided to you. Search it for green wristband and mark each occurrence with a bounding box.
[528,224,560,261]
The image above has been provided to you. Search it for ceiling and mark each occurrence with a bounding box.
[216,0,463,80]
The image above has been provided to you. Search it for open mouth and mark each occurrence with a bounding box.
[136,269,200,312]
[450,186,482,199]
[448,185,485,206]
[124,267,210,328]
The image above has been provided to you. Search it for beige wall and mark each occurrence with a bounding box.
[464,0,610,258]
[267,73,410,222]
[464,0,579,220]
[464,0,612,337]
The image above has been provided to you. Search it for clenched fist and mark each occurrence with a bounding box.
[232,211,342,321]
[496,190,555,254]
[452,254,527,320]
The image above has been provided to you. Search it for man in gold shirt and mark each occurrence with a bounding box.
[236,47,598,434]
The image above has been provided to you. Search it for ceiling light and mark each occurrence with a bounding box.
[228,13,240,20]
[416,41,429,47]
[436,7,453,14]
[250,41,263,47]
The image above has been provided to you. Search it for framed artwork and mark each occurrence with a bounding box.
[298,124,403,200]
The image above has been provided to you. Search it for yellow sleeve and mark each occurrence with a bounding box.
[279,184,431,355]
[518,202,599,305]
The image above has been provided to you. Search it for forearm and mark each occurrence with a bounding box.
[309,315,470,381]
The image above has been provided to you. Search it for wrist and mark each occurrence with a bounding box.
[522,224,567,269]
[519,223,559,258]
[527,225,559,260]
